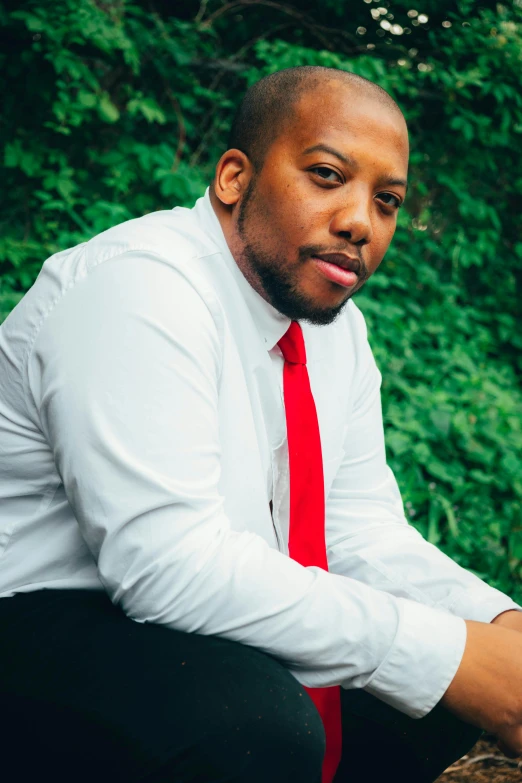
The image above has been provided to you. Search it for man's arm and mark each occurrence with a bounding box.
[442,620,522,757]
[27,247,467,718]
[325,306,522,755]
[325,307,521,624]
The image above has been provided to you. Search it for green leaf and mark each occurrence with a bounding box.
[97,94,120,124]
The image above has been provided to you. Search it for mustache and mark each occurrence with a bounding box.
[298,244,370,282]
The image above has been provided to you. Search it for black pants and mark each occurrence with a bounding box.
[0,590,481,783]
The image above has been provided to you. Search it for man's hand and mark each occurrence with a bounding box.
[441,620,522,758]
[491,609,522,634]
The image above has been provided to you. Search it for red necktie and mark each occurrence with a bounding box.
[278,321,342,783]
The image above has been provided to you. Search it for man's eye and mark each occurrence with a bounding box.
[377,192,402,209]
[310,167,342,183]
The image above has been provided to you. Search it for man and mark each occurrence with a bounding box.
[1,66,522,783]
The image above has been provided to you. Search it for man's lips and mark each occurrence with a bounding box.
[312,253,361,274]
[311,253,361,288]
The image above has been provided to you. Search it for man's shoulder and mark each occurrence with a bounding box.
[0,203,222,368]
[39,203,222,315]
[82,204,218,270]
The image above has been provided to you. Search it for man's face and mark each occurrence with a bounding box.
[232,81,409,325]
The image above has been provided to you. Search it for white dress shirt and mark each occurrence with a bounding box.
[0,189,519,720]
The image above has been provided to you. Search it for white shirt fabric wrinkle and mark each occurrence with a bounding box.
[0,188,519,720]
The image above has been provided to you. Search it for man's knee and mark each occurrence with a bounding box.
[148,658,326,783]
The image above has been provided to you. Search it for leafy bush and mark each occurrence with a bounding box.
[1,0,521,599]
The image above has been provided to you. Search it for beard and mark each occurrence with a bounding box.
[236,179,367,327]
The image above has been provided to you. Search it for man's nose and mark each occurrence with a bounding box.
[330,190,372,245]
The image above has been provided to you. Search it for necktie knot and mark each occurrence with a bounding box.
[278,321,307,365]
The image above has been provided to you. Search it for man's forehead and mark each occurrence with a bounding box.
[295,77,402,116]
[286,84,409,166]
[295,84,406,138]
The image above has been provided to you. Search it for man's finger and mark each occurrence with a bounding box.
[497,738,522,759]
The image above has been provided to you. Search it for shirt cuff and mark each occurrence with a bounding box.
[361,597,467,719]
[446,585,522,623]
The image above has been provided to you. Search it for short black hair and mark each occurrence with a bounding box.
[228,66,404,171]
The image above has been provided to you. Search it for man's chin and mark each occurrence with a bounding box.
[243,245,355,325]
[271,291,352,326]
[300,303,350,326]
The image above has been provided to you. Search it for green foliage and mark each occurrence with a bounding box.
[1,0,521,599]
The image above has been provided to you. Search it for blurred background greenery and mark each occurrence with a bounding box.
[1,0,521,599]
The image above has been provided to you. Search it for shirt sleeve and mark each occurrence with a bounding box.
[28,250,468,718]
[325,305,522,630]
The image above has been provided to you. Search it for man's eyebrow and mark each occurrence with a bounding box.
[302,144,357,168]
[377,174,408,191]
[302,143,408,191]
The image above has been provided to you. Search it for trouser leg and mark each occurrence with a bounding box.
[0,589,325,783]
[335,686,482,783]
[1,588,482,783]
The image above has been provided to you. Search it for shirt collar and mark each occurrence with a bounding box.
[194,188,291,351]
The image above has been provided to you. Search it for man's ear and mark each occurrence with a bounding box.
[213,149,253,206]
